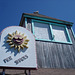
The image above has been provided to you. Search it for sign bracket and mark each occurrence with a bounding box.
[1,69,31,75]
[25,70,31,75]
[2,69,5,75]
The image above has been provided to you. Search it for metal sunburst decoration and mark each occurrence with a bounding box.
[6,31,29,52]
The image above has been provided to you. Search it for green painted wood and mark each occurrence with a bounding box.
[32,19,72,44]
[65,26,72,43]
[49,24,54,40]
[25,18,27,27]
[24,14,73,26]
[31,19,35,35]
[71,27,75,39]
[25,18,75,68]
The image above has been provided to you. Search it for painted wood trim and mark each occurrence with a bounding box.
[51,23,72,44]
[65,26,72,43]
[35,39,72,44]
[51,23,66,26]
[33,19,50,24]
[32,19,72,44]
[71,27,75,39]
[31,19,35,35]
[49,24,54,40]
[35,38,52,42]
[25,18,27,28]
[24,14,73,26]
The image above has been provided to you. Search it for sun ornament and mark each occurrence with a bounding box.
[6,31,29,52]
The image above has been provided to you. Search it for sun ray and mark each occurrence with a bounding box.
[23,44,28,48]
[10,44,14,48]
[15,45,17,49]
[24,42,28,45]
[20,45,24,49]
[8,33,12,37]
[6,40,11,42]
[15,31,18,34]
[8,36,12,40]
[22,34,24,36]
[9,42,13,45]
[12,32,15,36]
[24,36,27,39]
[25,39,29,42]
[18,46,20,52]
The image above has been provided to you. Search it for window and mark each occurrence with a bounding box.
[33,21,52,40]
[52,25,69,42]
[25,18,32,32]
[31,19,72,44]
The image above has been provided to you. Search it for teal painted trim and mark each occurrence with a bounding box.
[52,40,72,44]
[35,38,72,44]
[35,38,52,41]
[33,19,49,24]
[49,24,54,40]
[24,15,73,26]
[50,22,66,27]
[32,19,72,44]
[31,19,35,35]
[71,27,75,39]
[25,18,27,28]
[51,23,72,44]
[65,26,72,43]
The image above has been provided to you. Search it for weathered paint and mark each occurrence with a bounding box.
[31,19,35,35]
[32,19,72,44]
[51,23,72,44]
[24,14,73,26]
[49,24,53,40]
[71,27,75,39]
[25,18,27,28]
[23,18,75,68]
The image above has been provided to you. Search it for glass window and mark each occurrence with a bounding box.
[33,21,52,40]
[52,25,69,42]
[31,19,72,44]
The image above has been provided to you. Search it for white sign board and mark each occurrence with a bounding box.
[0,26,37,69]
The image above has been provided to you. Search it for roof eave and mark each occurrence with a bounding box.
[20,13,73,26]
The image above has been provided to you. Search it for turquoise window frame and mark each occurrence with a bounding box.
[25,18,27,28]
[31,19,72,44]
[50,23,72,44]
[71,27,75,39]
[24,14,73,26]
[32,19,52,41]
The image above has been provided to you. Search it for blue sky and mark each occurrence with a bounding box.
[0,0,75,34]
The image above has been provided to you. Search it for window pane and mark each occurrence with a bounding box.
[52,25,68,42]
[34,22,51,40]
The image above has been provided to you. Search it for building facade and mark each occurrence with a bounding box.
[20,12,75,69]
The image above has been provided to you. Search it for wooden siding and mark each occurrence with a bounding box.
[36,41,75,68]
[26,18,75,68]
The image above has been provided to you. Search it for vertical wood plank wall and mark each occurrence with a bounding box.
[26,18,75,68]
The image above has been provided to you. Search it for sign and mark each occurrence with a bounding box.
[0,26,37,69]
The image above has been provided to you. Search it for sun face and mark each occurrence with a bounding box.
[6,31,29,52]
